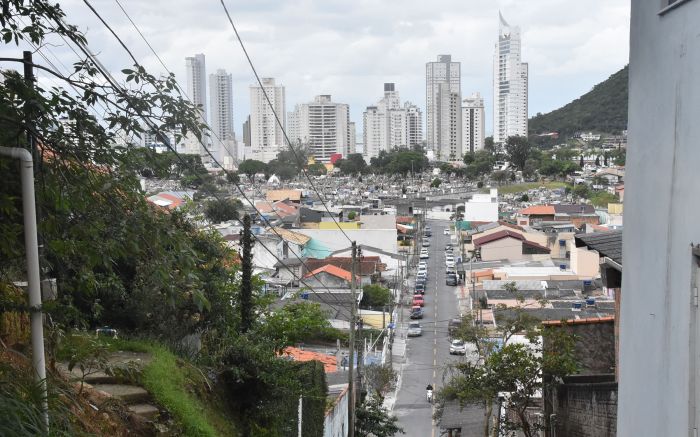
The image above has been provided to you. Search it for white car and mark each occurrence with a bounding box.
[418,261,428,268]
[420,252,429,259]
[443,228,450,235]
[416,270,427,279]
[407,322,422,337]
[446,260,455,268]
[449,339,467,355]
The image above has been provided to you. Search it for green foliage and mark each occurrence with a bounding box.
[204,197,242,223]
[240,214,254,334]
[307,162,327,176]
[355,396,404,437]
[336,153,368,175]
[259,302,333,352]
[369,149,427,175]
[529,66,629,137]
[430,177,442,188]
[347,211,357,220]
[572,184,590,199]
[363,364,398,398]
[237,159,267,176]
[520,194,529,202]
[360,284,392,310]
[589,190,618,207]
[491,170,510,186]
[463,150,496,180]
[505,136,531,170]
[267,147,309,181]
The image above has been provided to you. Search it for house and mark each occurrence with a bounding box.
[146,190,193,210]
[463,188,499,222]
[265,189,303,203]
[304,256,384,284]
[330,245,407,282]
[517,204,599,228]
[473,230,550,262]
[303,264,353,289]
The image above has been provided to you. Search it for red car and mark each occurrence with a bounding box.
[412,295,425,307]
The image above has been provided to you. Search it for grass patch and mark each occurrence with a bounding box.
[483,181,568,195]
[140,344,233,437]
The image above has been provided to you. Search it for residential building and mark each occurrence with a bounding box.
[348,121,357,154]
[464,188,499,222]
[517,204,599,228]
[462,92,485,153]
[288,95,351,163]
[618,2,700,436]
[493,13,528,144]
[208,69,236,170]
[250,78,286,163]
[426,55,461,160]
[183,53,209,160]
[473,229,550,262]
[241,115,250,161]
[362,83,423,160]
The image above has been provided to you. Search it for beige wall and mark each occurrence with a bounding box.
[570,246,600,278]
[480,237,524,261]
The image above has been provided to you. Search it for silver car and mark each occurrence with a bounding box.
[408,322,422,337]
[449,339,467,355]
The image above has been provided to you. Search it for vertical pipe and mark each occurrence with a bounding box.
[0,147,48,431]
[347,241,356,437]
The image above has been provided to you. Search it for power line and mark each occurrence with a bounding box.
[75,0,347,307]
[218,0,354,245]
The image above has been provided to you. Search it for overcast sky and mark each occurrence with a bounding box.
[6,0,630,138]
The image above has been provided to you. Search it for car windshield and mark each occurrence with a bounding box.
[409,323,420,329]
[452,340,464,346]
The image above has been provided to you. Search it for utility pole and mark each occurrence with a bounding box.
[356,246,364,409]
[348,241,357,437]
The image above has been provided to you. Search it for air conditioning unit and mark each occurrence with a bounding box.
[571,302,583,312]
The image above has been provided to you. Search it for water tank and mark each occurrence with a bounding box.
[586,298,596,307]
[572,302,583,311]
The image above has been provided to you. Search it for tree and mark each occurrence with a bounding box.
[484,136,495,151]
[240,214,254,334]
[238,159,267,177]
[571,184,590,200]
[204,198,242,223]
[430,177,442,188]
[355,396,404,437]
[347,211,357,221]
[504,136,531,171]
[595,155,601,166]
[492,170,509,186]
[338,153,368,175]
[308,162,327,176]
[259,302,333,352]
[360,284,392,310]
[580,155,585,167]
[520,194,529,202]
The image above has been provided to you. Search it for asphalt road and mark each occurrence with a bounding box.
[393,220,467,437]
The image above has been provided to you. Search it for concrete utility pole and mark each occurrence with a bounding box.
[0,146,48,431]
[356,246,364,409]
[347,241,357,437]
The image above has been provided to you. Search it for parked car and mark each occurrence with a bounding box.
[446,260,455,268]
[422,240,430,248]
[415,276,427,285]
[416,270,427,280]
[412,295,425,307]
[449,339,467,355]
[443,228,450,235]
[415,282,426,292]
[446,274,458,286]
[418,261,428,269]
[407,322,422,337]
[420,251,429,259]
[409,306,424,319]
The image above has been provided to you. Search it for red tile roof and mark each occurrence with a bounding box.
[542,316,615,326]
[304,264,352,282]
[282,347,338,373]
[518,205,556,216]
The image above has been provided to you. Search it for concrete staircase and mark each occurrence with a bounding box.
[60,351,160,419]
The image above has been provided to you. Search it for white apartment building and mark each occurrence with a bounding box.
[183,53,210,160]
[287,95,351,163]
[209,69,236,170]
[426,55,461,161]
[249,78,286,163]
[464,188,499,222]
[493,13,528,144]
[348,121,357,154]
[462,92,485,153]
[618,1,700,436]
[362,83,423,161]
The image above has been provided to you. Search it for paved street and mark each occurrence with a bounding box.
[393,220,469,437]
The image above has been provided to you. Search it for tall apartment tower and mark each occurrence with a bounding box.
[462,92,485,153]
[362,83,423,160]
[493,13,528,144]
[209,69,236,169]
[287,95,350,163]
[249,78,286,163]
[348,121,357,154]
[183,54,209,159]
[426,55,461,161]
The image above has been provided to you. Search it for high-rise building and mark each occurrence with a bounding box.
[462,92,485,153]
[362,83,423,160]
[241,115,250,161]
[493,13,528,144]
[249,78,286,163]
[183,54,209,160]
[209,69,236,170]
[426,55,461,161]
[348,121,357,154]
[287,95,350,163]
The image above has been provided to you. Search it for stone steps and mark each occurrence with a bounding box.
[128,403,160,419]
[92,384,151,404]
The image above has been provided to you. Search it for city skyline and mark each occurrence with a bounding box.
[23,1,629,140]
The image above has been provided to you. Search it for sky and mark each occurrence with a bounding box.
[4,0,630,138]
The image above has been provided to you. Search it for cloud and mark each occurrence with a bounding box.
[1,0,630,137]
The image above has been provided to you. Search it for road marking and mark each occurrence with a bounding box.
[433,369,436,378]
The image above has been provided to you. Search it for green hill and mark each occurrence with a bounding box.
[529,65,628,137]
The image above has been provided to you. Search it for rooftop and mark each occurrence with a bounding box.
[282,347,337,373]
[304,264,352,282]
[266,189,302,202]
[574,230,623,265]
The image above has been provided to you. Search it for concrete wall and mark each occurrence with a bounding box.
[548,376,617,437]
[570,246,600,278]
[480,237,523,261]
[304,271,349,289]
[619,2,700,436]
[324,385,349,437]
